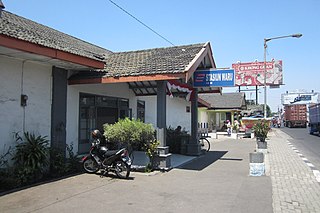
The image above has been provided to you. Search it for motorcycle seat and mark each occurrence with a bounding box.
[104,150,119,157]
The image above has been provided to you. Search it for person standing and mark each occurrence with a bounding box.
[226,120,231,135]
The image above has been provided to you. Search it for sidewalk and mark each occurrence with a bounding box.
[267,128,320,212]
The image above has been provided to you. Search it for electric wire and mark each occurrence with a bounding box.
[108,0,175,46]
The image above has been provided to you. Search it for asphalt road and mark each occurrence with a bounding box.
[279,126,320,171]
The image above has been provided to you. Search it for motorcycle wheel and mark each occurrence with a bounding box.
[83,157,99,173]
[114,160,130,179]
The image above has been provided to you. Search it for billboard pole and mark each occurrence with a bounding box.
[256,86,258,105]
[264,39,267,119]
[263,33,302,119]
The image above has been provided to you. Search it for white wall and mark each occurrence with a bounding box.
[0,56,52,154]
[0,55,195,156]
[138,96,192,133]
[198,108,208,124]
[167,97,191,133]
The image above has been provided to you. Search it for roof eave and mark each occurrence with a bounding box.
[184,42,216,83]
[0,34,105,69]
[68,73,185,85]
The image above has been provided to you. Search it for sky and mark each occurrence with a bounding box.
[3,0,320,112]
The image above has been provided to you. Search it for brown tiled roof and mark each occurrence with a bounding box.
[1,11,211,78]
[0,10,112,61]
[100,43,206,77]
[199,92,246,109]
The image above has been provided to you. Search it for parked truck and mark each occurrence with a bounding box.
[309,103,320,135]
[284,104,307,128]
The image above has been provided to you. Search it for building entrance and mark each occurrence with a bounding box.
[78,93,130,153]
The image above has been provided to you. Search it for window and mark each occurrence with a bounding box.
[78,93,130,153]
[137,100,145,122]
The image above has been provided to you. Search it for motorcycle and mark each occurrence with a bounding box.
[82,130,131,179]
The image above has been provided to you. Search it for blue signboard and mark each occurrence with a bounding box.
[193,69,235,87]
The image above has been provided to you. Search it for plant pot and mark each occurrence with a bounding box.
[256,136,266,142]
[257,140,267,149]
[249,152,264,163]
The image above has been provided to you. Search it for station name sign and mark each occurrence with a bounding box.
[193,69,235,87]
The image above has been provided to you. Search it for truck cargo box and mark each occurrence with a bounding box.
[284,104,307,128]
[309,103,320,135]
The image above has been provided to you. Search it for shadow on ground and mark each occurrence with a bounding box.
[177,151,228,171]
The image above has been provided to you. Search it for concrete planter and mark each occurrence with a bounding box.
[256,140,268,153]
[249,152,265,176]
[132,151,149,165]
[257,141,267,149]
[250,152,264,163]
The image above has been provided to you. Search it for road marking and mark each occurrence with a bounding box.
[313,170,320,182]
[287,141,320,183]
[306,162,315,168]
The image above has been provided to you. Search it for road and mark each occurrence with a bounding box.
[279,126,320,171]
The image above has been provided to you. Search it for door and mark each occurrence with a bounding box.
[79,106,96,154]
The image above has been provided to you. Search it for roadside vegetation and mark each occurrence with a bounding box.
[103,118,159,171]
[0,132,81,193]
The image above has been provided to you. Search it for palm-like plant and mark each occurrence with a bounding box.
[13,132,49,184]
[252,120,270,142]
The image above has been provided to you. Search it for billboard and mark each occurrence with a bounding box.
[232,60,283,86]
[281,93,320,105]
[193,69,235,87]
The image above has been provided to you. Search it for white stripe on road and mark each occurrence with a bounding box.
[306,162,315,168]
[313,170,320,183]
[287,140,320,183]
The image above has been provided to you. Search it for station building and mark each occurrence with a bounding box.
[0,10,221,161]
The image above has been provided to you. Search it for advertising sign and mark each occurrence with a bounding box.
[232,60,283,86]
[281,93,320,105]
[193,69,235,87]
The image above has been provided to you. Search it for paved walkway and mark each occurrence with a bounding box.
[1,129,320,212]
[267,128,320,212]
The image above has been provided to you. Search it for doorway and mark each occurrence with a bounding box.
[78,93,130,154]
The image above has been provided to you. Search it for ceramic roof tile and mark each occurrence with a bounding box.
[100,43,206,77]
[0,11,112,61]
[199,93,246,109]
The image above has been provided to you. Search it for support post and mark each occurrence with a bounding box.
[187,88,201,155]
[156,81,171,170]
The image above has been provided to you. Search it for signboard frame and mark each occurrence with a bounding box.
[193,69,235,87]
[232,60,283,87]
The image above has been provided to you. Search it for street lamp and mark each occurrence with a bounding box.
[263,33,302,119]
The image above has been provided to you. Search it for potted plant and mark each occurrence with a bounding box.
[252,119,270,149]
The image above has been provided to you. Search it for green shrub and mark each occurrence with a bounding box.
[12,132,49,184]
[145,140,160,172]
[0,145,13,169]
[252,119,270,142]
[0,146,18,191]
[103,118,155,151]
[65,143,81,173]
[49,143,81,177]
[49,147,67,176]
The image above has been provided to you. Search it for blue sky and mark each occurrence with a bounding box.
[3,0,320,112]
